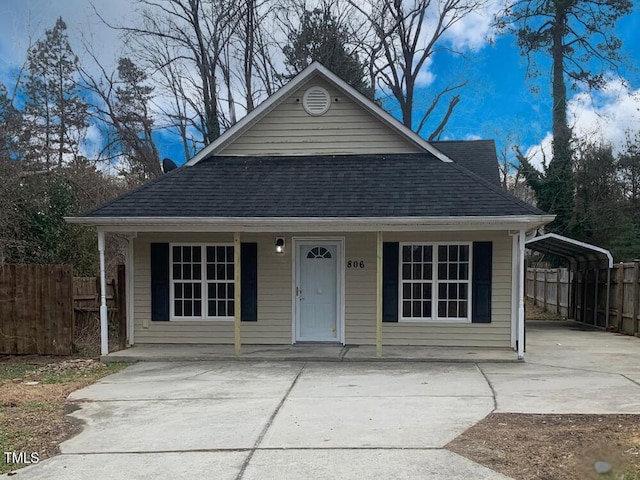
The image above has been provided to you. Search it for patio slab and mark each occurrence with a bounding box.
[102,343,519,363]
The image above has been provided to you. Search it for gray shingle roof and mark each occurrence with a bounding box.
[431,139,501,186]
[81,153,543,218]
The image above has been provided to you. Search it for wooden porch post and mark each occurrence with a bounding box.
[234,233,241,355]
[376,231,383,358]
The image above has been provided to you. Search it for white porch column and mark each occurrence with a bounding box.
[126,234,137,345]
[98,230,109,356]
[510,232,519,350]
[517,229,526,360]
[376,231,383,358]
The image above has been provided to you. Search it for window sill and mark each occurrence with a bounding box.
[399,317,471,324]
[170,317,234,322]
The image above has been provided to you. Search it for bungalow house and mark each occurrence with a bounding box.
[69,63,554,360]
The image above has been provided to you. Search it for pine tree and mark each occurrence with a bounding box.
[21,17,88,168]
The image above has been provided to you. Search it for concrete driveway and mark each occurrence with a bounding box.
[5,321,640,480]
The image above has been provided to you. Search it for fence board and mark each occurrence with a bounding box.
[0,264,73,355]
[527,262,640,336]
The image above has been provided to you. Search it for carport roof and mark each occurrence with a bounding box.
[526,233,613,268]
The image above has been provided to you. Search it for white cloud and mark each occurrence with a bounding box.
[441,0,505,51]
[525,78,640,170]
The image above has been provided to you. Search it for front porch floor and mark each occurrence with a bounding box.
[102,343,520,363]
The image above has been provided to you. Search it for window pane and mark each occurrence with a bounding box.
[207,246,215,262]
[194,283,201,299]
[228,300,235,317]
[422,301,431,317]
[216,264,225,280]
[402,246,411,262]
[175,283,183,299]
[438,245,447,262]
[438,264,447,280]
[413,246,422,262]
[402,264,411,280]
[459,263,469,280]
[208,300,216,316]
[184,301,193,316]
[460,284,468,300]
[438,283,447,299]
[449,264,458,280]
[226,247,234,262]
[183,264,191,280]
[424,246,433,262]
[413,283,422,299]
[175,300,183,316]
[185,283,193,299]
[448,301,458,318]
[422,264,432,280]
[218,301,226,317]
[403,301,411,317]
[183,247,191,262]
[403,283,411,299]
[413,301,421,317]
[228,283,234,299]
[412,264,422,280]
[194,301,202,316]
[448,283,458,299]
[459,301,468,318]
[193,264,202,280]
[423,283,432,299]
[460,245,469,261]
[207,264,215,280]
[449,245,458,261]
[227,264,234,281]
[438,301,446,317]
[173,265,181,280]
[217,246,226,262]
[173,246,181,262]
[217,283,226,299]
[193,247,201,263]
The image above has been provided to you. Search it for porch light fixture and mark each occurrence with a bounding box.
[275,237,285,254]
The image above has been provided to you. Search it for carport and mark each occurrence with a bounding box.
[525,233,614,328]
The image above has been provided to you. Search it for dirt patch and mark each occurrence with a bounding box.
[526,299,566,322]
[0,356,128,474]
[447,413,640,480]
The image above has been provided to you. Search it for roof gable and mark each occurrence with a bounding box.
[186,62,453,165]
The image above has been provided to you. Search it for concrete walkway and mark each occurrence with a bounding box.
[5,320,640,480]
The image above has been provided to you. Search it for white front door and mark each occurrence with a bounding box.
[295,241,341,342]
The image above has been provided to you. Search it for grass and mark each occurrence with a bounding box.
[0,357,129,475]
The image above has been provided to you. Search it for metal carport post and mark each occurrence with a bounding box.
[525,233,614,328]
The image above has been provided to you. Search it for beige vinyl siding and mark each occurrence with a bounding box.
[220,78,421,155]
[134,232,291,345]
[133,231,513,347]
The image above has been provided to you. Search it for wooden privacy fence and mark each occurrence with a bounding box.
[0,264,74,355]
[527,262,640,335]
[0,264,127,355]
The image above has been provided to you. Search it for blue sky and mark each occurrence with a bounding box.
[1,0,639,169]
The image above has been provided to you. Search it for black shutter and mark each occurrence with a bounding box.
[383,242,399,322]
[150,243,170,321]
[472,241,493,323]
[241,243,258,321]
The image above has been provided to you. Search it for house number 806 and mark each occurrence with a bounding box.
[347,260,365,269]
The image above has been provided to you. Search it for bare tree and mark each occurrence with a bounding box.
[348,0,486,138]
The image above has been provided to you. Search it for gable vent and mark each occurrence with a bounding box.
[302,86,331,116]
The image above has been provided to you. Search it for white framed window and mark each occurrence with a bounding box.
[170,244,234,320]
[399,242,471,322]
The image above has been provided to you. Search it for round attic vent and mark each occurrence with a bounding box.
[302,86,331,116]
